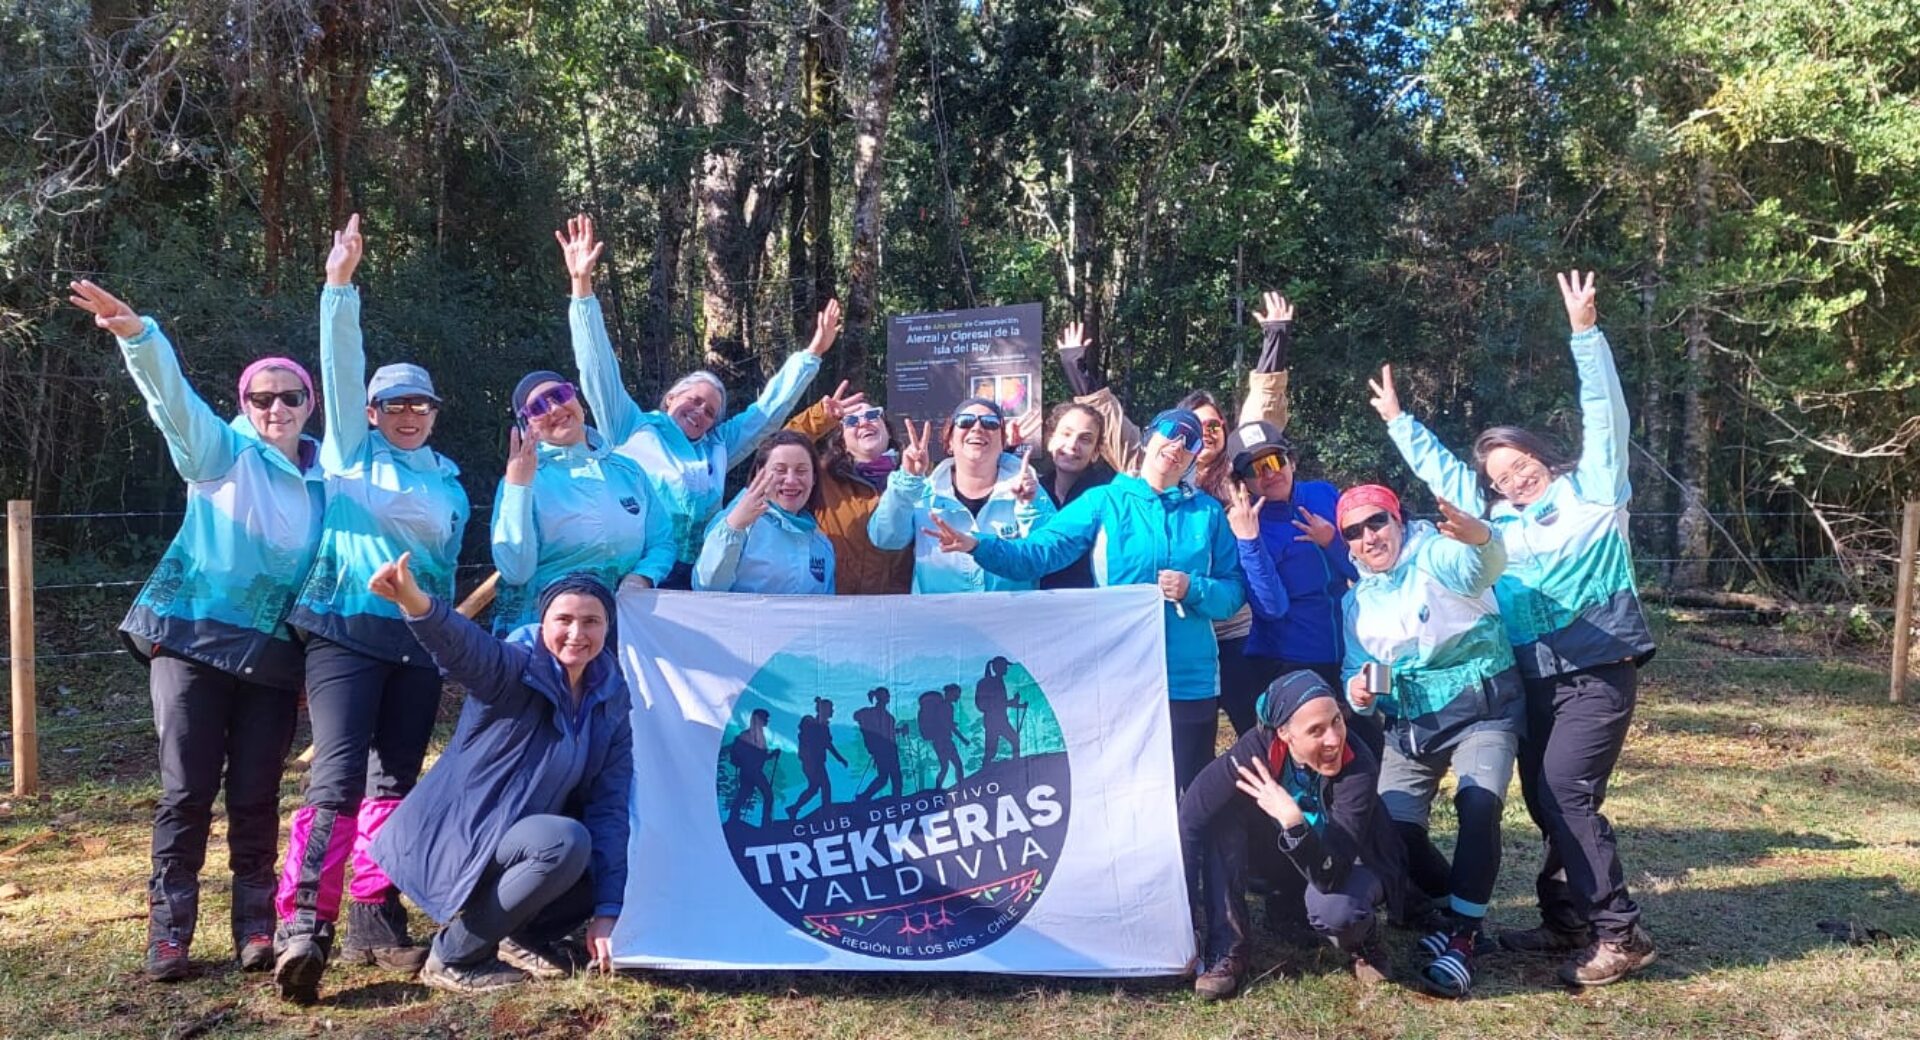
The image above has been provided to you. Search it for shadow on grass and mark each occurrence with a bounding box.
[323,978,432,1009]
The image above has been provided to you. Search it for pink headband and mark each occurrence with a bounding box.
[237,357,315,403]
[1336,484,1403,524]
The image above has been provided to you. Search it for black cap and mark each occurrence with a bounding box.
[1228,420,1295,476]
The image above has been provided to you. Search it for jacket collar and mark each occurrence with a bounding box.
[1111,472,1197,508]
[369,429,461,477]
[1354,518,1435,581]
[227,414,323,478]
[534,426,611,466]
[507,626,623,726]
[931,454,1024,500]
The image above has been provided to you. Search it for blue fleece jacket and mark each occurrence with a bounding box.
[1235,478,1357,666]
[694,496,837,595]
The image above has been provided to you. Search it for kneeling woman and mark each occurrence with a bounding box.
[1178,670,1408,1000]
[694,430,836,594]
[365,560,631,993]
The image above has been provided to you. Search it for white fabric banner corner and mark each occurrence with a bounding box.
[609,584,1192,976]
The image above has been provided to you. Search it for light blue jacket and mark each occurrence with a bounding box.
[969,474,1245,701]
[570,294,821,564]
[693,496,837,595]
[489,428,675,633]
[1387,327,1655,678]
[115,318,325,690]
[1341,522,1523,757]
[288,286,470,666]
[867,455,1056,594]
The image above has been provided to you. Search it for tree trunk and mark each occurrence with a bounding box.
[842,0,908,381]
[1636,184,1674,573]
[696,0,754,379]
[1674,156,1716,588]
[261,96,292,294]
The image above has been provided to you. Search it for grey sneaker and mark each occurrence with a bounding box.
[419,951,529,994]
[497,937,582,981]
[1558,925,1657,986]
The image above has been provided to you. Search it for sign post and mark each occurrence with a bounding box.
[886,304,1043,437]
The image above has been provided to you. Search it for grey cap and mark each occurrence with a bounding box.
[366,362,441,404]
[1228,419,1294,473]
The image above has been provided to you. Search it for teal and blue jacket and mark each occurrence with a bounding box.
[1341,521,1523,756]
[288,286,470,666]
[867,455,1056,594]
[693,495,837,595]
[115,318,326,690]
[970,474,1245,701]
[488,428,675,634]
[1387,327,1655,679]
[570,294,821,565]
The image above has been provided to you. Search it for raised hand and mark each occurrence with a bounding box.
[504,425,537,486]
[1057,321,1089,354]
[66,280,144,339]
[726,465,778,531]
[1009,406,1042,448]
[1253,291,1293,325]
[1291,506,1335,548]
[806,298,842,357]
[325,213,364,287]
[921,513,978,554]
[1225,481,1266,541]
[1367,363,1402,422]
[1232,754,1306,828]
[367,551,431,616]
[819,380,868,422]
[1007,451,1038,504]
[900,419,933,477]
[555,214,605,297]
[1435,497,1492,546]
[1557,268,1597,333]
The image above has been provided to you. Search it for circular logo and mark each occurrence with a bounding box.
[715,646,1070,960]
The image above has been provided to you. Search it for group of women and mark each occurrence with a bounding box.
[81,199,1653,1005]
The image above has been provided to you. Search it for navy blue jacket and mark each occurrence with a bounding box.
[369,598,633,922]
[1236,478,1357,666]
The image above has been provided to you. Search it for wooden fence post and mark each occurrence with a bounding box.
[7,500,37,796]
[1893,501,1920,705]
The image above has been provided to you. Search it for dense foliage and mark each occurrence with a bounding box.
[3,0,1915,598]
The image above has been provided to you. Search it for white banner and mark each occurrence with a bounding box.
[609,585,1193,975]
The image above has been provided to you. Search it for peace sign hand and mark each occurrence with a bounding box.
[806,298,842,357]
[1007,451,1038,504]
[1367,363,1402,422]
[1556,269,1597,333]
[325,213,364,287]
[1253,291,1294,324]
[1225,480,1266,541]
[726,465,778,532]
[1435,497,1492,546]
[1291,506,1335,548]
[555,214,605,296]
[921,513,978,554]
[819,380,868,422]
[900,419,933,477]
[67,279,144,339]
[505,426,538,486]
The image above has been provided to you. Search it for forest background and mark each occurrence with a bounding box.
[4,0,1917,602]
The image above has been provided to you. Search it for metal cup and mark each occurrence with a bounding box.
[1362,661,1391,696]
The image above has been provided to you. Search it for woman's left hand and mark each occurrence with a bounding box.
[586,915,616,972]
[806,298,842,357]
[67,280,145,339]
[367,551,432,617]
[1233,754,1306,829]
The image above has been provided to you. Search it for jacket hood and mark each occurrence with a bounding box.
[534,426,612,464]
[226,413,322,475]
[505,623,624,725]
[1110,472,1198,509]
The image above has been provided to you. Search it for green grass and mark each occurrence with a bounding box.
[2,614,1917,1039]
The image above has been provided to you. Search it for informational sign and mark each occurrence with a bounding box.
[886,303,1043,424]
[609,585,1192,976]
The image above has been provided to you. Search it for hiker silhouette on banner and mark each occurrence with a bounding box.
[976,656,1026,765]
[918,684,969,790]
[854,687,908,801]
[727,708,780,828]
[786,697,847,820]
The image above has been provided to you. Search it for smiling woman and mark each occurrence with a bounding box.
[693,430,836,595]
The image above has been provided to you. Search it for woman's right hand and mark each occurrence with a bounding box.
[1253,290,1293,324]
[1346,671,1375,711]
[504,426,537,487]
[900,419,932,477]
[325,214,364,287]
[555,213,604,298]
[66,280,144,339]
[819,380,868,423]
[726,466,776,531]
[1225,480,1266,541]
[1367,363,1402,422]
[921,514,979,554]
[368,551,432,617]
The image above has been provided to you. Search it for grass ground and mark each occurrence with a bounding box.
[1,610,1917,1039]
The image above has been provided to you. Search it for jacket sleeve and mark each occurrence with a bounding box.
[570,295,645,446]
[1181,507,1247,621]
[1426,528,1509,599]
[1386,413,1486,515]
[1239,320,1293,430]
[969,491,1101,581]
[1570,327,1632,507]
[117,318,243,483]
[318,285,368,473]
[1072,386,1140,473]
[403,598,534,712]
[785,398,836,442]
[489,479,539,586]
[584,698,633,918]
[866,470,925,551]
[1012,478,1056,535]
[693,514,749,591]
[1237,533,1290,623]
[1276,752,1377,894]
[1339,596,1377,715]
[714,349,823,468]
[630,478,678,584]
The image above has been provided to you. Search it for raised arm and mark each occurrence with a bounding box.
[371,553,532,710]
[1238,291,1293,429]
[866,420,932,551]
[1227,483,1290,622]
[1559,270,1632,507]
[712,299,835,464]
[560,215,646,446]
[72,281,241,482]
[957,490,1102,582]
[1426,500,1508,598]
[488,428,541,586]
[693,471,775,591]
[1373,363,1487,514]
[318,214,368,472]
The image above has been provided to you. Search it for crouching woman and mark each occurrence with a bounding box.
[364,558,632,993]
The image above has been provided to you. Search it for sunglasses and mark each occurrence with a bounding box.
[1339,511,1394,542]
[378,398,438,416]
[1200,418,1225,434]
[522,381,578,419]
[245,389,309,410]
[952,413,1004,432]
[1149,418,1202,452]
[842,406,886,428]
[1249,452,1291,478]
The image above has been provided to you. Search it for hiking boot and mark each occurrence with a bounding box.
[271,922,333,1005]
[145,938,190,982]
[237,932,275,973]
[497,936,584,981]
[1558,925,1657,987]
[419,951,529,995]
[1351,936,1391,986]
[1192,953,1246,1001]
[342,893,428,974]
[1499,921,1593,955]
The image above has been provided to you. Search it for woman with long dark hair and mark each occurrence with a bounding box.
[694,430,836,594]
